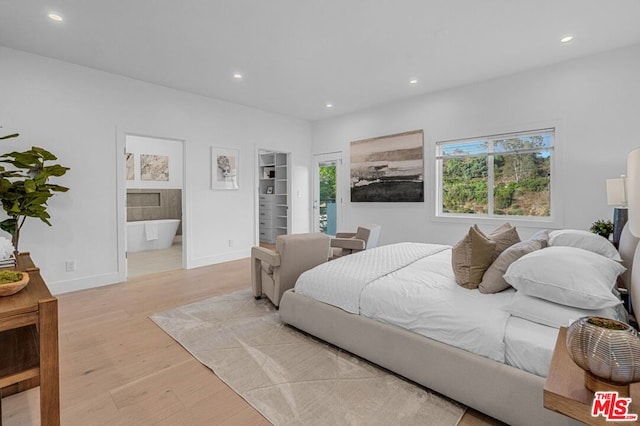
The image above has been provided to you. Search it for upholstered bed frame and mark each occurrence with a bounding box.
[279,225,640,426]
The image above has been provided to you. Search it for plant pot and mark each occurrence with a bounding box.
[0,271,29,297]
[566,316,640,396]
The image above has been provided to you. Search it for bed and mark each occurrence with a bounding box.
[279,225,639,426]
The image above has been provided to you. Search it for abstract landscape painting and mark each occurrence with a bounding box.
[350,130,424,202]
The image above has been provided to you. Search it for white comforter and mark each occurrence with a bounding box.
[295,242,515,362]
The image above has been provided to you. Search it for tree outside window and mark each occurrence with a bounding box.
[438,130,553,218]
[319,164,336,233]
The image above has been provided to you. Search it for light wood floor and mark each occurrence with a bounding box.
[1,257,503,425]
[127,241,183,278]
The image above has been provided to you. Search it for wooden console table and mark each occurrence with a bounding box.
[0,253,60,426]
[544,327,640,425]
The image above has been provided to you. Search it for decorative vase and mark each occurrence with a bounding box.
[566,316,640,397]
[0,271,29,297]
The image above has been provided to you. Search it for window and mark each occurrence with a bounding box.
[436,128,554,219]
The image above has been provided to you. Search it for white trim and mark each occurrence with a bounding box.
[433,124,563,228]
[312,152,343,234]
[188,248,250,269]
[115,127,126,283]
[435,127,555,148]
[48,272,121,295]
[117,130,187,280]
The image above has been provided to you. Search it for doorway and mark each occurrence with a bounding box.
[313,152,342,235]
[124,134,185,278]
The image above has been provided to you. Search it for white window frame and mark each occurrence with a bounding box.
[435,128,557,225]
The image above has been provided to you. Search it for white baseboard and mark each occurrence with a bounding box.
[48,272,122,295]
[47,248,250,294]
[187,248,250,269]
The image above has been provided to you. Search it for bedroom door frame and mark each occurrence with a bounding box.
[312,152,343,235]
[116,129,188,282]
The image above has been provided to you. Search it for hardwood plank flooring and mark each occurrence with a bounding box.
[1,257,502,425]
[127,241,183,278]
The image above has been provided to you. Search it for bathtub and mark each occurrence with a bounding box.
[127,219,181,253]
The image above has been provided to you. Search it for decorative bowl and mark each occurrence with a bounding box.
[566,316,640,395]
[0,271,29,297]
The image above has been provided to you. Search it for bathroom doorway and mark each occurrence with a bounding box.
[124,134,185,278]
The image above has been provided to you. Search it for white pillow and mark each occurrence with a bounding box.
[504,246,625,309]
[548,229,621,261]
[504,291,627,329]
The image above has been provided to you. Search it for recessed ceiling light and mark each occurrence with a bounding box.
[326,103,333,108]
[409,79,418,85]
[560,35,574,43]
[233,73,243,79]
[48,13,63,22]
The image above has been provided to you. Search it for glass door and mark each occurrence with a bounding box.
[313,152,342,235]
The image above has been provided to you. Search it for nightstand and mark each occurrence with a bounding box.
[544,327,640,425]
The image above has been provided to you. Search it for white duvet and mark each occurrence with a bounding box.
[295,242,515,363]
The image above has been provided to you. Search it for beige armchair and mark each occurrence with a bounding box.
[252,233,331,307]
[330,224,381,259]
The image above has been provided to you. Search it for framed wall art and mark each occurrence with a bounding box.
[126,152,135,180]
[140,154,169,181]
[350,130,424,202]
[211,147,239,190]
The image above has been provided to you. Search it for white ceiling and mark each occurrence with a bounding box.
[1,1,640,121]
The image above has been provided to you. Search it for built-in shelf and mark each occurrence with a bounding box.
[258,151,290,243]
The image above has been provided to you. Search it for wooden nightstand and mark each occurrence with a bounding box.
[0,253,59,426]
[544,327,640,425]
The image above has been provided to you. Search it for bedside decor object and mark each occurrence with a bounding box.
[606,175,628,246]
[566,316,640,397]
[0,270,29,296]
[589,219,614,239]
[0,235,16,267]
[0,133,70,251]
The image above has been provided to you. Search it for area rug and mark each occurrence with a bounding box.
[150,289,466,425]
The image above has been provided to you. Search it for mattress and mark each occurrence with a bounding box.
[504,316,558,377]
[359,249,515,363]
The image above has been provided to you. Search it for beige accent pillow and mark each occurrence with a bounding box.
[452,225,496,289]
[487,223,521,260]
[479,239,545,294]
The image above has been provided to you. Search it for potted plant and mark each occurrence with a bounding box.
[0,133,70,251]
[590,219,614,239]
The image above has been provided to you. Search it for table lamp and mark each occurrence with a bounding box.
[607,175,628,247]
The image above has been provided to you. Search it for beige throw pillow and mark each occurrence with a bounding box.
[452,225,496,289]
[487,224,521,260]
[479,239,545,294]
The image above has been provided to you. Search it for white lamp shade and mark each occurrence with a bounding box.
[607,177,627,206]
[627,148,640,237]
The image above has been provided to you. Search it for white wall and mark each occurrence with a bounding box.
[0,46,311,294]
[126,135,183,189]
[311,43,640,245]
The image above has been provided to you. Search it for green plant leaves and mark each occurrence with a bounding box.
[0,141,69,248]
[0,218,16,235]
